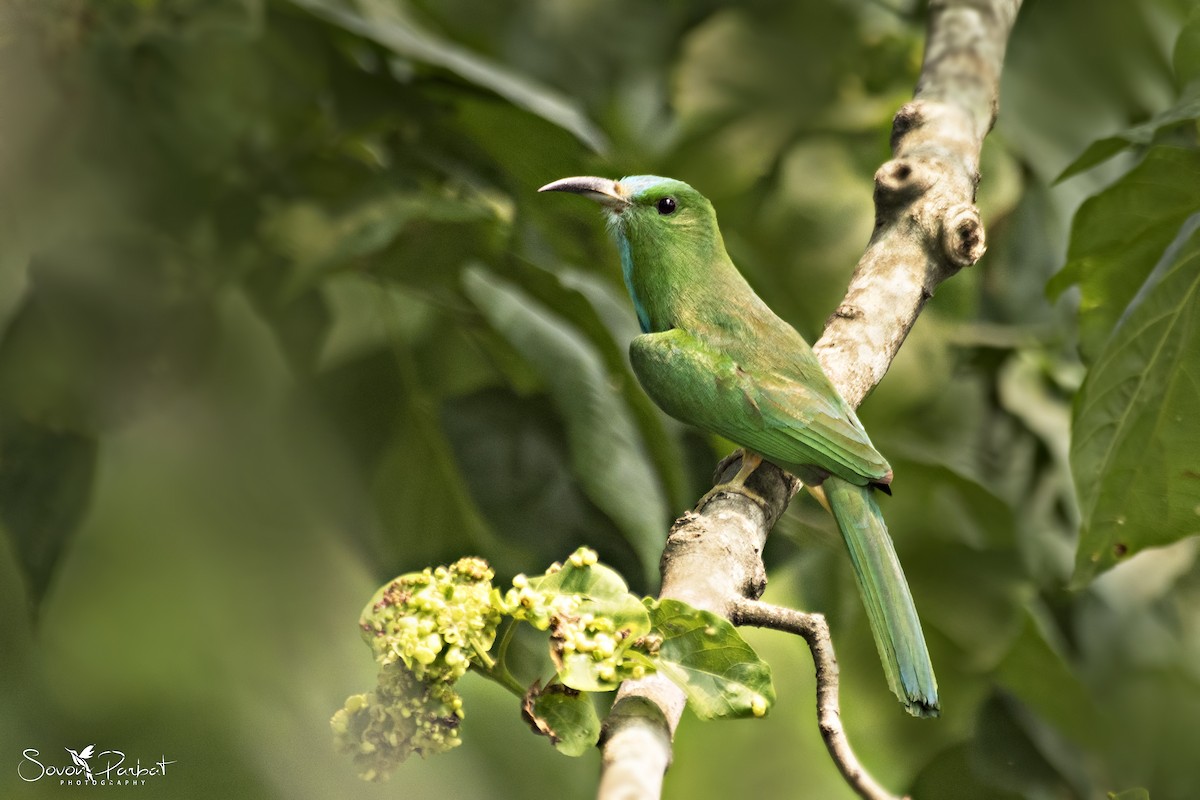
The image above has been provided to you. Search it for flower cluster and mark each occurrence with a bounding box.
[500,568,575,631]
[550,608,652,686]
[334,548,767,783]
[501,547,657,689]
[360,556,501,681]
[331,662,464,781]
[335,557,500,781]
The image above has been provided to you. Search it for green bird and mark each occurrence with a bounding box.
[539,174,938,718]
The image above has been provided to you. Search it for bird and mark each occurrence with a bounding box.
[66,744,95,781]
[539,174,938,717]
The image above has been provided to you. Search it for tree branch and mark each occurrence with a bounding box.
[730,599,904,800]
[597,463,797,800]
[596,2,1023,798]
[815,0,1022,403]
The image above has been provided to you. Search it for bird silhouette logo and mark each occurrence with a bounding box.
[64,745,95,782]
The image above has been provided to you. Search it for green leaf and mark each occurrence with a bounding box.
[555,650,627,694]
[1070,223,1200,584]
[441,390,643,580]
[969,692,1092,799]
[1055,80,1200,181]
[909,743,1023,800]
[290,0,609,154]
[243,276,332,377]
[647,599,774,720]
[522,683,600,757]
[0,420,97,608]
[261,190,505,298]
[462,266,670,584]
[1056,138,1138,184]
[313,347,491,570]
[558,598,653,687]
[1048,146,1200,363]
[0,234,220,430]
[994,610,1104,749]
[528,558,652,692]
[534,557,634,602]
[1108,789,1151,800]
[514,264,693,512]
[538,560,652,692]
[1174,6,1200,86]
[318,274,435,369]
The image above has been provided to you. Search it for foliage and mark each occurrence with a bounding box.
[1050,7,1200,583]
[335,549,772,779]
[0,1,1198,799]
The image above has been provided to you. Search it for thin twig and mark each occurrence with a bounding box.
[730,598,905,800]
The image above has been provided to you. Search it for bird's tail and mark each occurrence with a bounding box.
[824,476,939,718]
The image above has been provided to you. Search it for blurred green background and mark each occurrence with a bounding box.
[2,0,1199,798]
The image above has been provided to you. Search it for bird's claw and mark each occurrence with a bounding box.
[696,450,769,511]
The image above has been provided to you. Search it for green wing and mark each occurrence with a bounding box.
[629,328,890,485]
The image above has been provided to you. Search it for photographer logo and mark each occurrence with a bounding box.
[18,744,176,787]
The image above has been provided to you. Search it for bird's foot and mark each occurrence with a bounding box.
[696,450,769,511]
[806,483,833,515]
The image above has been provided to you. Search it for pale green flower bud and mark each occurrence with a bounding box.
[358,557,501,682]
[331,663,464,782]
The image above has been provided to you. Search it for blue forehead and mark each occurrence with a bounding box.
[618,175,685,198]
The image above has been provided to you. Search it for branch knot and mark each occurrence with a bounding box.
[940,202,986,268]
[890,102,925,149]
[873,158,934,206]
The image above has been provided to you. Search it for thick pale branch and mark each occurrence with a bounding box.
[598,694,676,800]
[597,461,796,799]
[597,2,1022,798]
[815,0,1022,402]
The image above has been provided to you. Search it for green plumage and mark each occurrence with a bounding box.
[540,174,938,717]
[824,478,937,716]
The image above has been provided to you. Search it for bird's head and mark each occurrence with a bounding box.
[538,175,718,256]
[540,175,725,332]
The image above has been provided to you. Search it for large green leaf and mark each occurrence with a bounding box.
[1070,224,1200,584]
[462,266,670,584]
[647,599,774,720]
[1056,79,1200,181]
[1049,147,1200,364]
[514,264,693,511]
[317,273,436,369]
[290,0,609,154]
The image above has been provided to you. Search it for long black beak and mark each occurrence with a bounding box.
[538,176,629,209]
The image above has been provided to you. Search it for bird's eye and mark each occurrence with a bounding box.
[656,197,677,215]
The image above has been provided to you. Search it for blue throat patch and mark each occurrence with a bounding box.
[614,232,651,334]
